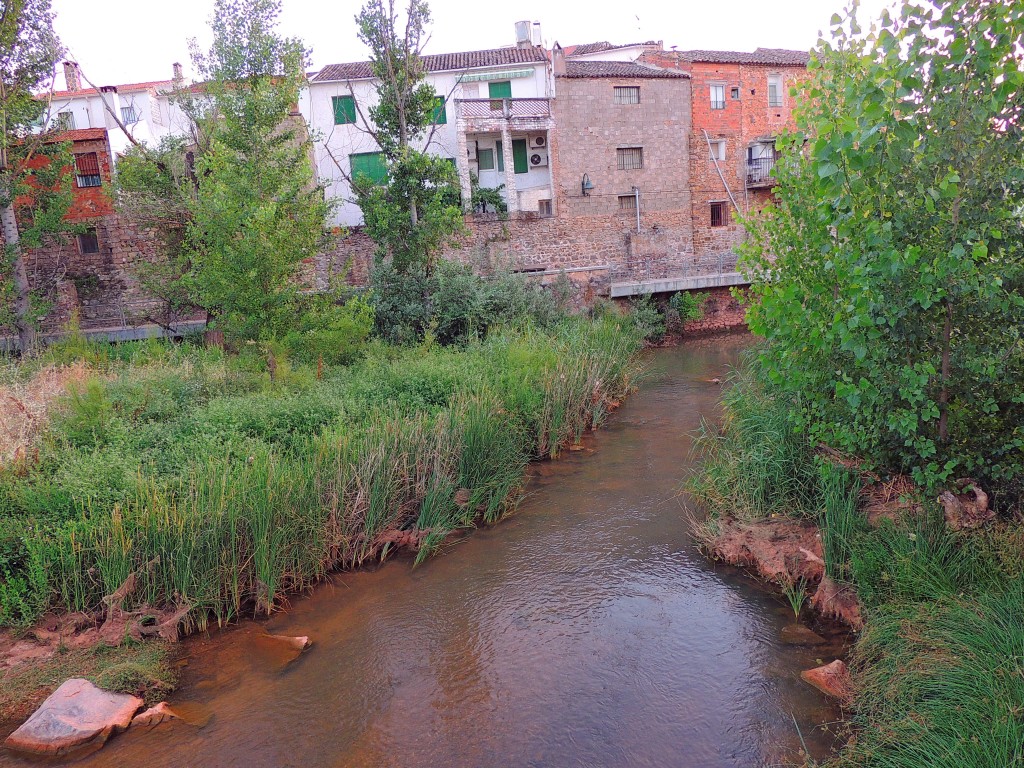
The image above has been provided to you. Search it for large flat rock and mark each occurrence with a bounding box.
[3,678,142,757]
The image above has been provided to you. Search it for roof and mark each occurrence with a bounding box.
[314,46,548,83]
[47,80,175,100]
[671,47,810,66]
[560,60,689,79]
[565,41,661,57]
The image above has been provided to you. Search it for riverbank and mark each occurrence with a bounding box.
[0,316,644,734]
[689,367,1024,767]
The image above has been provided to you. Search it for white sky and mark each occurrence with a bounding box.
[51,0,896,88]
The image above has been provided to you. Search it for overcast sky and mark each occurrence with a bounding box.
[51,0,896,88]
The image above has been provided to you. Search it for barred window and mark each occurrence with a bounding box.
[55,111,75,130]
[78,228,99,254]
[613,86,640,105]
[618,194,637,211]
[121,105,139,124]
[74,153,102,188]
[616,146,643,170]
[710,84,725,110]
[710,201,729,227]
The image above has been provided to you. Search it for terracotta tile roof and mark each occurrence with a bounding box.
[566,41,660,57]
[672,48,810,66]
[314,46,548,83]
[560,60,689,79]
[46,80,175,100]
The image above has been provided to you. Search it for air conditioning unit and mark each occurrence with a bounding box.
[529,150,548,168]
[529,134,547,149]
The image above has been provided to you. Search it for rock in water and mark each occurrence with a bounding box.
[800,660,853,704]
[4,678,142,757]
[780,623,828,646]
[130,701,180,728]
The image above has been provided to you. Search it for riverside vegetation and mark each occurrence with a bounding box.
[692,2,1024,767]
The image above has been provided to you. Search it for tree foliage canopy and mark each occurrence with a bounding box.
[743,0,1024,496]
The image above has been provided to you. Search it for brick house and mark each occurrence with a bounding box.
[640,48,809,261]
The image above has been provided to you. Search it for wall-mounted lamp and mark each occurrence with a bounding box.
[581,173,594,197]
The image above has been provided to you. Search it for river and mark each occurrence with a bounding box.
[27,337,845,767]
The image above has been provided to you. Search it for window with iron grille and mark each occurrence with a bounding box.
[616,147,643,170]
[121,105,139,124]
[74,153,102,188]
[768,74,783,107]
[613,86,640,105]
[55,111,75,130]
[78,228,99,254]
[618,194,637,211]
[710,202,728,227]
[710,84,725,110]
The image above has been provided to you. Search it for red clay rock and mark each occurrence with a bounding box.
[939,480,994,531]
[3,678,142,757]
[130,701,179,728]
[705,516,825,585]
[801,660,853,704]
[811,576,865,630]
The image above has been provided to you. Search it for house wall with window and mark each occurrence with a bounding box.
[641,48,809,260]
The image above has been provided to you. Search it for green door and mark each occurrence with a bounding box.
[512,139,528,174]
[488,80,512,99]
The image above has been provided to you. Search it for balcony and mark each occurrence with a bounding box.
[456,98,553,132]
[746,153,778,187]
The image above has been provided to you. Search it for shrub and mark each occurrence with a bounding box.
[628,295,666,343]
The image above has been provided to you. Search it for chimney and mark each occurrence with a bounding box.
[173,62,183,81]
[63,61,81,92]
[531,22,542,46]
[552,43,566,76]
[514,20,531,49]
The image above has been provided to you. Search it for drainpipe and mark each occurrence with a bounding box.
[633,186,640,233]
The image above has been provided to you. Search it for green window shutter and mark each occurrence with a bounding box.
[333,95,356,124]
[477,148,495,171]
[432,96,447,124]
[512,139,528,174]
[496,141,504,172]
[350,152,387,184]
[488,80,512,99]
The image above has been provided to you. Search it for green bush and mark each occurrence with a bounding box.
[628,295,666,343]
[667,291,706,327]
[280,294,375,366]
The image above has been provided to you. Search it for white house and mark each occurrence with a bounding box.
[304,25,557,228]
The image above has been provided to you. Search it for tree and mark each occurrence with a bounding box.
[116,0,331,341]
[0,0,70,352]
[742,0,1024,495]
[352,0,464,276]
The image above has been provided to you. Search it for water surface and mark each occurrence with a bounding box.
[23,338,844,767]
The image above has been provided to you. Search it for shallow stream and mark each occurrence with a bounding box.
[28,337,845,767]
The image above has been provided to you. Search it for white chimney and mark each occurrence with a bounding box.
[531,22,542,46]
[173,62,183,81]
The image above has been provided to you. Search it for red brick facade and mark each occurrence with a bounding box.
[641,50,808,258]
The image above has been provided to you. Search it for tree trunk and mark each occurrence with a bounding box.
[937,298,952,443]
[1,192,35,354]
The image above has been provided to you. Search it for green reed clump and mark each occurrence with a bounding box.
[2,315,644,629]
[818,463,862,582]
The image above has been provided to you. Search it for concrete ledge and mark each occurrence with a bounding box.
[0,320,208,354]
[610,271,748,297]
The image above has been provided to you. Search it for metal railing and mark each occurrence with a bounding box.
[746,154,778,186]
[456,98,552,120]
[611,251,741,285]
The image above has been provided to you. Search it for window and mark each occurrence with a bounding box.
[613,86,640,105]
[768,74,783,107]
[74,153,102,188]
[709,140,726,161]
[616,147,643,170]
[730,86,740,100]
[121,105,139,124]
[710,84,725,110]
[349,151,387,184]
[496,140,505,172]
[332,95,356,125]
[432,96,447,125]
[477,147,495,171]
[55,111,75,130]
[511,138,528,174]
[488,80,511,110]
[710,202,729,227]
[538,199,552,216]
[618,194,637,211]
[78,228,99,254]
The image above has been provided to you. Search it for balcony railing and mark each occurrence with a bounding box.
[456,98,552,120]
[746,153,778,186]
